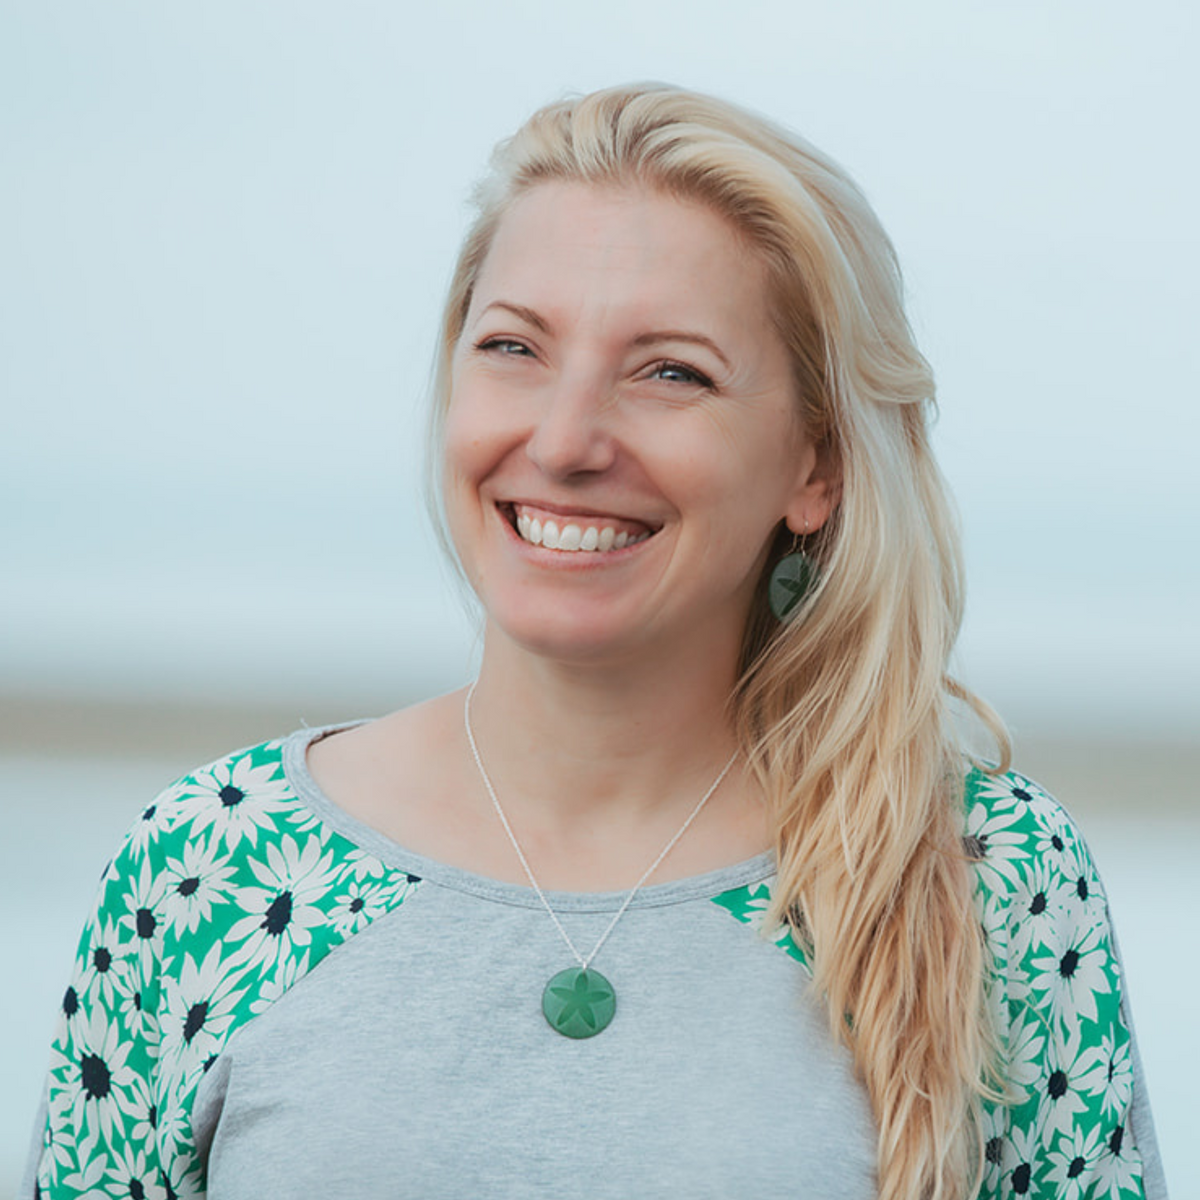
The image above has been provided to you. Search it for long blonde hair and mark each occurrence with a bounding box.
[431,83,1010,1200]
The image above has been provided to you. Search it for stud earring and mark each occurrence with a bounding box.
[768,519,818,623]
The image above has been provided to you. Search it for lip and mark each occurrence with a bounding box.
[500,498,662,530]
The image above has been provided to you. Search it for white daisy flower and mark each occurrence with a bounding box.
[224,833,341,968]
[1001,1120,1045,1196]
[330,878,386,934]
[63,1004,139,1148]
[1008,853,1073,961]
[328,875,413,935]
[1035,1019,1108,1142]
[1027,917,1115,1029]
[160,940,250,1071]
[968,771,1043,814]
[160,836,240,936]
[116,852,168,975]
[77,916,133,1011]
[1031,813,1085,882]
[124,791,181,854]
[1090,1120,1144,1197]
[1045,1124,1108,1199]
[963,799,1030,894]
[977,1102,1006,1196]
[1097,1029,1134,1121]
[174,753,293,851]
[123,1068,160,1147]
[102,1140,161,1200]
[116,982,161,1048]
[1003,1006,1050,1097]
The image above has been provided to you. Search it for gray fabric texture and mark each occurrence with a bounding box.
[189,729,877,1198]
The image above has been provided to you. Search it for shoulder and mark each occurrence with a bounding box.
[88,729,430,998]
[961,764,1102,910]
[94,737,301,894]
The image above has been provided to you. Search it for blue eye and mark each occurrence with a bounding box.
[650,360,714,388]
[477,337,533,357]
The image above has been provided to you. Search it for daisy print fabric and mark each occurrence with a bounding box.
[25,740,421,1200]
[712,767,1159,1200]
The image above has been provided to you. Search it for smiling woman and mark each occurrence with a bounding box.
[441,182,831,668]
[22,85,1167,1200]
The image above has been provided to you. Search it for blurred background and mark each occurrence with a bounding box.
[2,1,1195,1196]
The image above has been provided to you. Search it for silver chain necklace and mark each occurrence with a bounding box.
[463,680,738,1038]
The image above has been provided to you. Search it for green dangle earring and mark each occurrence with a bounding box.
[767,519,818,623]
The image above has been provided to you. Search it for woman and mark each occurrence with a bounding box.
[24,84,1165,1199]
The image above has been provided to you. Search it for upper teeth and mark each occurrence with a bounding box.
[516,511,650,552]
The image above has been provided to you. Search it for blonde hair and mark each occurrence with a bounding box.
[431,83,1011,1200]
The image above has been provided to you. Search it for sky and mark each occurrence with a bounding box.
[2,0,1198,737]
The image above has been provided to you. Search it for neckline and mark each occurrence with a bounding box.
[281,724,776,914]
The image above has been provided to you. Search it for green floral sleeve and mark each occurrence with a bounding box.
[969,769,1154,1199]
[27,740,419,1199]
[711,768,1159,1200]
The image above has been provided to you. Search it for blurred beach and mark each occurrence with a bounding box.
[3,691,1196,1199]
[5,2,1197,1195]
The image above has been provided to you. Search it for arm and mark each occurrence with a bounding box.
[969,768,1169,1199]
[21,823,174,1199]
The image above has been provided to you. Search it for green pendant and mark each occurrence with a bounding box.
[542,966,616,1038]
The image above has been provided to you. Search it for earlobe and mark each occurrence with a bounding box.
[784,440,841,536]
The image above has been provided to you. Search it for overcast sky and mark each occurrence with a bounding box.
[2,0,1197,736]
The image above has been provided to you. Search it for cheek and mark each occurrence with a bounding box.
[441,387,502,490]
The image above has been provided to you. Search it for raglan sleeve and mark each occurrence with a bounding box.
[20,800,175,1200]
[968,769,1169,1200]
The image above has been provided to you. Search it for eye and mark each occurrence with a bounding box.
[646,360,715,388]
[476,337,534,358]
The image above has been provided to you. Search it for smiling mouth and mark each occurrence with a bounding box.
[501,503,658,553]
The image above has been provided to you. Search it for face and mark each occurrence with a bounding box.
[443,181,832,667]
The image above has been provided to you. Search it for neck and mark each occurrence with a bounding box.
[465,620,746,830]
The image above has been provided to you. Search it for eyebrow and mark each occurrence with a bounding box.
[631,330,732,372]
[478,301,550,333]
[479,303,732,372]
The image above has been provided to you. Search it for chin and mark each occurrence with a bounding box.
[484,595,652,666]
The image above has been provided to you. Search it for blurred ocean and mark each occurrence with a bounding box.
[2,700,1194,1199]
[4,4,1197,1195]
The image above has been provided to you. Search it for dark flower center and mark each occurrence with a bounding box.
[183,1000,209,1044]
[80,1052,111,1099]
[264,890,293,935]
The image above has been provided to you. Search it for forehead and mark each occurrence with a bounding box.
[469,181,772,333]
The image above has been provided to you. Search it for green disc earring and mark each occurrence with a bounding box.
[768,522,818,623]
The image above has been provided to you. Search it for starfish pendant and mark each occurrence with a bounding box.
[541,966,616,1038]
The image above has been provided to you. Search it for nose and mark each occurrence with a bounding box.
[524,374,617,479]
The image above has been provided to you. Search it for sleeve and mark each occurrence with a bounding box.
[20,820,174,1200]
[969,769,1169,1200]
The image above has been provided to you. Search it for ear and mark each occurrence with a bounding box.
[783,435,841,535]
